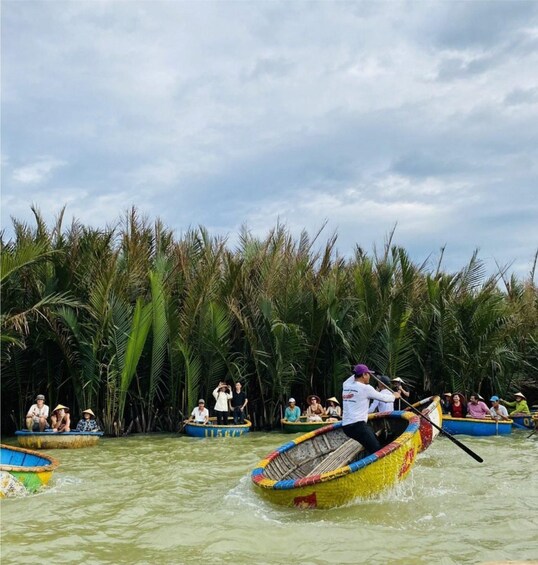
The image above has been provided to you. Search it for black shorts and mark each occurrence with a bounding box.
[342,421,381,454]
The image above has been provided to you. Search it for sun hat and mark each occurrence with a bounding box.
[198,399,205,404]
[490,396,499,402]
[514,392,526,399]
[36,394,45,401]
[443,392,452,397]
[288,398,296,403]
[378,375,391,387]
[82,408,95,418]
[307,395,321,404]
[52,404,69,413]
[353,364,373,376]
[326,397,340,405]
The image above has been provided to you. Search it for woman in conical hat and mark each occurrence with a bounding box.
[325,397,341,421]
[76,408,100,432]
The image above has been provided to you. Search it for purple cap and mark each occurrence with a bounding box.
[353,364,374,376]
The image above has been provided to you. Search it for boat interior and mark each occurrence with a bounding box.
[263,416,409,481]
[0,447,49,468]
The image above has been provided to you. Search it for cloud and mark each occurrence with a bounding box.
[1,1,537,278]
[504,87,538,106]
[11,157,66,184]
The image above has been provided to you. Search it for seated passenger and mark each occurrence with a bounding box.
[51,405,71,432]
[368,376,395,413]
[305,395,325,421]
[501,392,530,415]
[325,397,342,421]
[25,394,50,431]
[441,392,452,415]
[284,398,301,422]
[466,393,490,419]
[450,393,466,418]
[188,399,209,424]
[76,409,100,432]
[489,396,510,421]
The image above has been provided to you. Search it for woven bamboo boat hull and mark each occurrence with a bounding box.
[252,411,422,509]
[1,444,59,497]
[511,412,537,430]
[442,416,512,436]
[408,396,442,452]
[281,418,334,433]
[184,418,251,438]
[16,431,104,449]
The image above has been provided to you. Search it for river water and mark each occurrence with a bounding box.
[1,431,537,565]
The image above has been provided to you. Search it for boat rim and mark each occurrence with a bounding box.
[15,430,104,436]
[443,416,513,424]
[185,419,252,429]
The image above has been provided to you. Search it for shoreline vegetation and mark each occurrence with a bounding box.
[1,206,537,436]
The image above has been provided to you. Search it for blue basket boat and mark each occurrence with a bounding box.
[442,416,512,436]
[184,417,251,438]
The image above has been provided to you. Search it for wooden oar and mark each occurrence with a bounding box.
[369,374,484,463]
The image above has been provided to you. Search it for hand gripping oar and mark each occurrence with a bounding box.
[370,374,483,463]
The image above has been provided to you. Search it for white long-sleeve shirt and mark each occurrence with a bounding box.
[368,389,395,413]
[342,376,396,425]
[213,387,232,411]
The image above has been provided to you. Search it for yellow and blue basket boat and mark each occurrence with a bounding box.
[252,410,422,509]
[1,443,59,497]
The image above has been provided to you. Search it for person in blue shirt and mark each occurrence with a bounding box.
[284,398,301,422]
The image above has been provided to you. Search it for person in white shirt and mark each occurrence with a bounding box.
[342,364,400,454]
[368,375,395,414]
[25,394,50,431]
[213,382,233,426]
[489,396,510,421]
[189,399,209,424]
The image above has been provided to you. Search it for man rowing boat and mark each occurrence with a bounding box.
[342,364,400,454]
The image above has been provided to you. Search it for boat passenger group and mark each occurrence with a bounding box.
[186,381,248,425]
[25,395,100,433]
[441,391,531,419]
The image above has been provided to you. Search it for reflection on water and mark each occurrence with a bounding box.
[1,432,537,564]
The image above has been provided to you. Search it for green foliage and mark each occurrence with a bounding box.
[2,207,537,433]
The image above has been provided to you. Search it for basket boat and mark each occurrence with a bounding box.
[1,443,59,497]
[280,417,334,434]
[252,410,422,508]
[510,412,537,430]
[184,417,251,438]
[16,430,104,449]
[442,416,512,436]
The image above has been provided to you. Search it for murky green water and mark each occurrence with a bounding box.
[1,432,537,564]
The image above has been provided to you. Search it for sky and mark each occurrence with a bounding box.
[2,0,537,277]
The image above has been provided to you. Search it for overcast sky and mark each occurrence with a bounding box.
[2,1,537,277]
